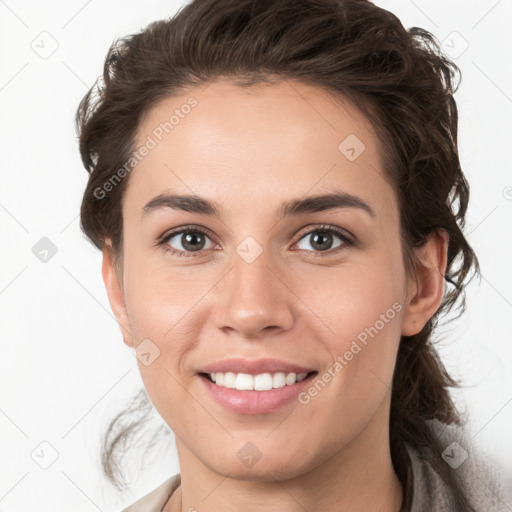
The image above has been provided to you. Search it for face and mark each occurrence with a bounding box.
[103,79,445,482]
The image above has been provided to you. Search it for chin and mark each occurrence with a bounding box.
[203,447,316,483]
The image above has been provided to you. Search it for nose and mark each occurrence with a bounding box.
[212,249,295,339]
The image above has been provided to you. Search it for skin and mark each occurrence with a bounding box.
[102,79,448,512]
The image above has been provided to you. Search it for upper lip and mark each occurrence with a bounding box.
[199,358,316,375]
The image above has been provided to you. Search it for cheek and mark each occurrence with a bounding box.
[288,272,404,447]
[122,253,227,422]
[295,256,404,339]
[123,251,217,339]
[294,254,405,398]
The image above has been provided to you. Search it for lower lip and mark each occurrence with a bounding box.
[199,373,316,414]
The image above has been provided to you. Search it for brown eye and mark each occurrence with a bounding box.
[294,228,351,253]
[176,232,207,251]
[308,231,335,251]
[161,228,216,256]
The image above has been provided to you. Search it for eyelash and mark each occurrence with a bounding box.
[156,223,355,259]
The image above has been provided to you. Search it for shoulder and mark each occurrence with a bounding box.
[121,473,181,512]
[406,419,509,511]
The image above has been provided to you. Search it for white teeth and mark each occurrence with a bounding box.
[235,373,254,390]
[254,373,273,390]
[272,372,286,389]
[224,372,236,388]
[285,372,297,385]
[208,371,310,390]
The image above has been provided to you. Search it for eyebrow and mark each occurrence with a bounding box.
[141,190,375,220]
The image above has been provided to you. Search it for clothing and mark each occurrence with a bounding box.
[121,421,509,512]
[121,473,180,512]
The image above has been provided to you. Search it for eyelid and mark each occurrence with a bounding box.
[156,224,219,246]
[293,223,354,244]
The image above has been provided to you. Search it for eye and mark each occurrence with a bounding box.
[292,225,354,255]
[157,223,354,258]
[159,226,217,257]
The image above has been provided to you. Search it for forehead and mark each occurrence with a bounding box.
[126,79,396,222]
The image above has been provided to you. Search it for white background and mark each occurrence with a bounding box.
[0,0,511,510]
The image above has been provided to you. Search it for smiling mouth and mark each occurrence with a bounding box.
[200,371,318,391]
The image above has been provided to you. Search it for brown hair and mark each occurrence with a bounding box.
[76,0,479,509]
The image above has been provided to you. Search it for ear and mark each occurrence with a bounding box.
[101,242,134,347]
[401,229,449,337]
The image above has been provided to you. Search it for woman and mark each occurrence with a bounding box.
[75,0,508,510]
